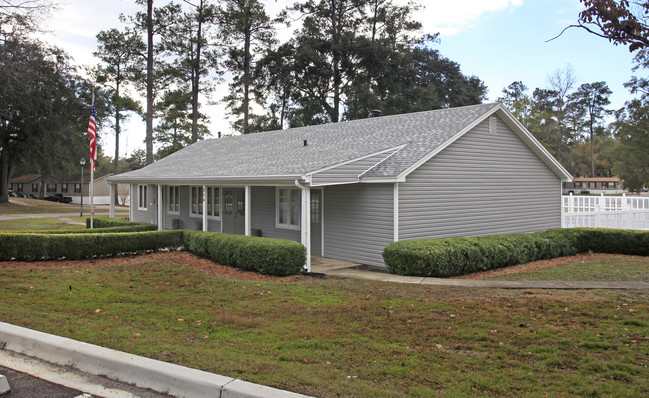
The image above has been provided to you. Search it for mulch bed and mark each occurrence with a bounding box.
[0,251,644,282]
[457,252,646,279]
[0,251,314,282]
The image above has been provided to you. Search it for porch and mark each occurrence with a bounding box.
[108,182,321,271]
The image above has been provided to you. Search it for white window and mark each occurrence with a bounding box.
[277,187,300,229]
[138,185,148,210]
[168,186,180,214]
[190,186,220,218]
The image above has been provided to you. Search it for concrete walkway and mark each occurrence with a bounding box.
[310,257,649,290]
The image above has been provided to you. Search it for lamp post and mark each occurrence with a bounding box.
[80,158,86,217]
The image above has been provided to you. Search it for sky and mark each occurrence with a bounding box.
[43,0,639,159]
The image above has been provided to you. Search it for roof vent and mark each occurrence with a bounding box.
[369,109,382,118]
[489,116,497,134]
[303,139,308,147]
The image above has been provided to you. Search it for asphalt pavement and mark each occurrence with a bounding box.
[0,366,86,398]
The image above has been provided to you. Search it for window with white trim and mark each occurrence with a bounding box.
[277,187,300,229]
[138,185,148,210]
[190,186,220,218]
[168,186,180,214]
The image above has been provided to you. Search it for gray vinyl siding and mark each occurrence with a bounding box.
[130,184,157,225]
[250,186,301,241]
[323,183,394,268]
[162,186,221,231]
[399,116,561,241]
[310,151,396,186]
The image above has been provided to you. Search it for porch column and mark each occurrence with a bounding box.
[245,185,251,236]
[129,184,133,221]
[109,183,115,219]
[300,185,311,272]
[202,185,207,231]
[157,185,163,231]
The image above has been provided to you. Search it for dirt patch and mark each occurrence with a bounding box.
[457,252,647,279]
[0,251,314,282]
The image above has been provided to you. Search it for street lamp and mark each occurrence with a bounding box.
[80,158,86,217]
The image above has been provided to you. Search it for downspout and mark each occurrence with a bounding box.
[295,179,311,272]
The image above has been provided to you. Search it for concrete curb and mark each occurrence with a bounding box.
[0,322,310,398]
[0,374,9,395]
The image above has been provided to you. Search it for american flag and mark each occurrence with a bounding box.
[87,100,97,171]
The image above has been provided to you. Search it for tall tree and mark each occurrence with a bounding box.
[568,81,612,177]
[220,0,276,134]
[289,0,367,123]
[612,99,649,191]
[498,81,532,123]
[162,0,218,143]
[93,28,143,201]
[123,0,179,164]
[0,31,107,202]
[153,88,209,158]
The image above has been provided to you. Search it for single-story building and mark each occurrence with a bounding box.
[107,103,572,270]
[9,173,118,204]
[563,177,624,195]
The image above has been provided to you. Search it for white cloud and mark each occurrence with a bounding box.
[417,0,524,35]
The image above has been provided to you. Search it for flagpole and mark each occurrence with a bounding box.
[90,91,95,229]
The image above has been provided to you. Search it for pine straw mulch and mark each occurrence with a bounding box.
[456,252,647,279]
[0,251,314,282]
[0,251,644,282]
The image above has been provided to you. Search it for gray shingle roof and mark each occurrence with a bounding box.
[111,103,503,182]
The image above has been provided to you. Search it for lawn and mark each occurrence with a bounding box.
[0,216,86,230]
[1,260,648,397]
[490,257,649,282]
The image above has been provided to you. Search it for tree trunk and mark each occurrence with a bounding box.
[191,0,203,143]
[0,146,8,203]
[243,22,251,134]
[114,80,121,204]
[331,2,340,123]
[590,119,595,177]
[145,0,154,165]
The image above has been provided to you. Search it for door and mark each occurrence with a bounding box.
[223,188,245,235]
[310,189,323,256]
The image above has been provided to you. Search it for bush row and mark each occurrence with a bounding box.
[183,230,306,276]
[383,228,649,277]
[0,230,185,261]
[0,218,306,276]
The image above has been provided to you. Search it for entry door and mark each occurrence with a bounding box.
[223,188,245,235]
[310,189,323,256]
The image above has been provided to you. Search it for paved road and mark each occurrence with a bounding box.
[1,366,85,398]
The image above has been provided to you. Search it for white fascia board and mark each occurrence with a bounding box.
[494,106,573,181]
[106,175,303,185]
[358,176,402,183]
[396,104,501,180]
[358,144,408,178]
[305,145,406,177]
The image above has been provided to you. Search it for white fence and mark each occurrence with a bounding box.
[562,194,649,230]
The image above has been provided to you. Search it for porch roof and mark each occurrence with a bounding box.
[108,103,571,185]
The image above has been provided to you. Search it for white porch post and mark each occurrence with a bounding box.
[157,185,163,231]
[129,185,133,221]
[202,185,207,231]
[301,185,311,272]
[109,184,116,219]
[245,185,251,236]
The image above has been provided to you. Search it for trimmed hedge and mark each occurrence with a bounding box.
[184,230,306,276]
[0,230,184,261]
[383,228,649,277]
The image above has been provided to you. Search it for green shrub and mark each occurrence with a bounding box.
[184,230,306,276]
[383,228,647,277]
[4,224,156,234]
[0,231,184,261]
[86,216,139,229]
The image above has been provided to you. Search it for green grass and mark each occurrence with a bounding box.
[490,257,649,282]
[1,262,648,397]
[0,217,86,230]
